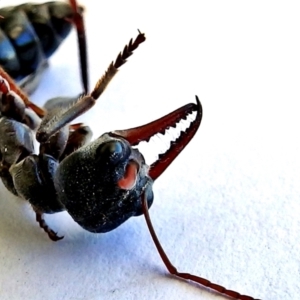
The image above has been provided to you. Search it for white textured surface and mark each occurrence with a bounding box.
[0,1,300,300]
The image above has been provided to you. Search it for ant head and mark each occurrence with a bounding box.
[55,98,202,233]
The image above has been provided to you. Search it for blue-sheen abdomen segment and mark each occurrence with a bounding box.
[0,1,76,90]
[0,8,45,78]
[18,2,63,58]
[0,28,21,79]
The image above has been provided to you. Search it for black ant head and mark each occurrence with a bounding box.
[55,97,202,233]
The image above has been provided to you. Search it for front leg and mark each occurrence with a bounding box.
[34,209,64,241]
[9,154,65,240]
[36,31,146,144]
[10,154,64,214]
[0,117,35,195]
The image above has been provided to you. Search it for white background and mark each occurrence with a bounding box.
[0,1,299,300]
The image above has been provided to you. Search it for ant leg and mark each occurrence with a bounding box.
[39,126,69,160]
[142,194,261,300]
[69,0,89,93]
[60,123,92,160]
[0,67,45,118]
[39,122,92,161]
[1,71,66,238]
[39,96,89,160]
[34,209,64,241]
[36,31,146,143]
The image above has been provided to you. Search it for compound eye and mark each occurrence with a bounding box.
[96,140,124,165]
